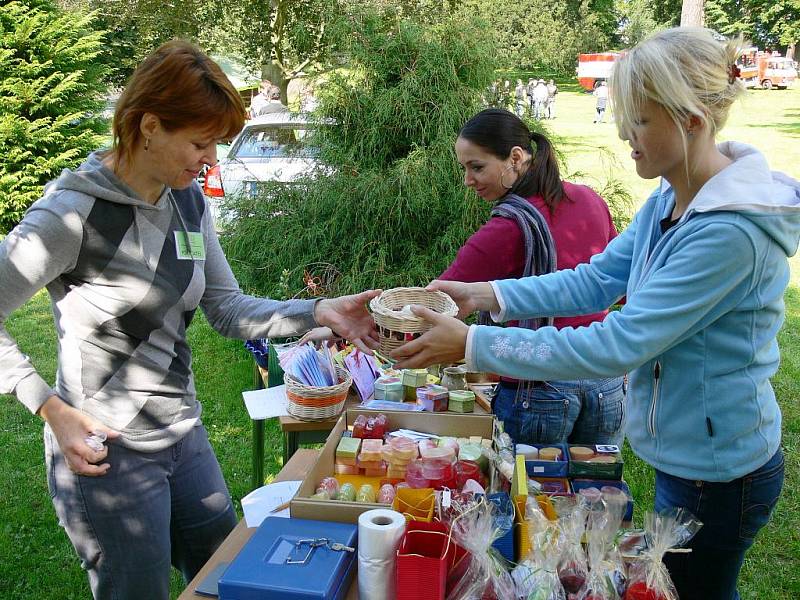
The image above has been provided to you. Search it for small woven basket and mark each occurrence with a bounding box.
[284,366,352,421]
[370,287,459,355]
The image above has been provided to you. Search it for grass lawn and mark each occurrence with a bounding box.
[1,86,798,599]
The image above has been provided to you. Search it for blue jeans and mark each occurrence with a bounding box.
[493,376,625,446]
[655,447,784,600]
[45,423,237,600]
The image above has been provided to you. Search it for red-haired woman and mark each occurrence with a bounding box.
[0,41,378,599]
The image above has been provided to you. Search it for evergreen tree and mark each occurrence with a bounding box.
[0,0,109,232]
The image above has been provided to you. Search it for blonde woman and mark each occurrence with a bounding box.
[393,28,799,598]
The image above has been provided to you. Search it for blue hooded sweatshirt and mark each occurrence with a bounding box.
[467,142,800,482]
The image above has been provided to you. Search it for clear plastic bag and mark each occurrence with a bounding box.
[579,487,628,600]
[445,497,517,600]
[623,509,702,600]
[511,496,566,600]
[556,500,590,595]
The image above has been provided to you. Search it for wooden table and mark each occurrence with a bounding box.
[179,449,358,599]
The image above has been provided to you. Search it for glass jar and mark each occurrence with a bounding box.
[440,365,468,391]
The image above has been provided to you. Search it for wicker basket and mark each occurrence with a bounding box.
[370,287,459,355]
[284,366,352,421]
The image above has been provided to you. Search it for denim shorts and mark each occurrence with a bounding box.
[656,447,784,600]
[492,376,625,446]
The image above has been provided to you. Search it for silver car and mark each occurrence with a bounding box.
[202,113,322,224]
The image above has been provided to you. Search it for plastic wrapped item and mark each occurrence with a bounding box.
[357,484,377,503]
[378,483,396,504]
[623,509,703,600]
[445,497,517,600]
[311,490,331,500]
[316,476,340,500]
[557,500,589,595]
[512,496,566,600]
[580,487,629,600]
[455,460,484,490]
[338,482,357,502]
[352,413,388,439]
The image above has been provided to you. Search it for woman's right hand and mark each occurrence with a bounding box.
[425,280,500,319]
[38,395,120,476]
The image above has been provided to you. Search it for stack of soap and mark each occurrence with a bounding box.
[335,436,361,475]
[374,376,403,402]
[382,436,418,479]
[402,369,429,401]
[448,389,475,413]
[357,438,386,477]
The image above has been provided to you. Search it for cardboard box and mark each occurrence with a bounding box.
[567,444,624,479]
[291,409,495,524]
[520,443,570,478]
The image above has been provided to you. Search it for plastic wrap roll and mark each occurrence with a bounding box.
[357,508,406,600]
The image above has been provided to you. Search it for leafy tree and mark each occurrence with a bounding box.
[617,0,663,46]
[0,0,109,232]
[221,11,500,297]
[220,9,633,300]
[706,0,800,54]
[210,0,345,103]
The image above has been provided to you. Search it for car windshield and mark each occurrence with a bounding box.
[233,125,318,159]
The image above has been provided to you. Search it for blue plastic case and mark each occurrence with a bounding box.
[218,517,358,600]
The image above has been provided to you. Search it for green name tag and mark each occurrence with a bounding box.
[174,231,206,260]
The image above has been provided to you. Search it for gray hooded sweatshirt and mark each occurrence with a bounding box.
[0,151,318,451]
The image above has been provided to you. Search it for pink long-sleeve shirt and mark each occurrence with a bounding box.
[440,181,618,330]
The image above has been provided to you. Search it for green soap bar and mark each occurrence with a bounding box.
[336,437,361,458]
[459,443,482,462]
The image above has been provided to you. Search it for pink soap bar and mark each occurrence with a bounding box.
[334,463,360,475]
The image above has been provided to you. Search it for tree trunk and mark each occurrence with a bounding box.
[787,44,795,61]
[680,0,703,27]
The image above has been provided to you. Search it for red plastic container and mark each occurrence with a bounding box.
[455,460,484,489]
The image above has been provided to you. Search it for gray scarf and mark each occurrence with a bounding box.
[478,193,557,330]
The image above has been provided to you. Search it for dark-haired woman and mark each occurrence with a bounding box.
[441,108,624,446]
[0,40,378,599]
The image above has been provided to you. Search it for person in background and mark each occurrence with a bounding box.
[439,108,624,447]
[393,28,798,598]
[514,79,527,117]
[0,40,379,600]
[256,84,289,116]
[593,80,609,122]
[526,78,537,115]
[546,79,558,119]
[249,79,273,118]
[533,79,549,120]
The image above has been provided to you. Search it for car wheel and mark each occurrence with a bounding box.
[762,79,773,90]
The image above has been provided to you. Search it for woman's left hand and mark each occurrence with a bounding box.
[391,305,470,368]
[314,290,382,353]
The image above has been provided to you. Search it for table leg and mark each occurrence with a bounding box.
[251,418,265,491]
[284,430,299,464]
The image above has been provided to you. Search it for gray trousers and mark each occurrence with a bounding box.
[45,423,237,599]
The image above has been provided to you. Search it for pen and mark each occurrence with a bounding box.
[269,500,292,514]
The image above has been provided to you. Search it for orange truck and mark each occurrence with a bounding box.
[577,52,622,91]
[737,48,797,89]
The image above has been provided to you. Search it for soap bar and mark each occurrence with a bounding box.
[336,437,361,459]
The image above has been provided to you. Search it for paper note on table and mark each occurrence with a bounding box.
[242,385,289,420]
[241,480,302,526]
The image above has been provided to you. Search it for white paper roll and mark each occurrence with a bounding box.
[357,508,406,600]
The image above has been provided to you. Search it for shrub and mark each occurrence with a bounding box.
[0,0,109,232]
[220,9,633,300]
